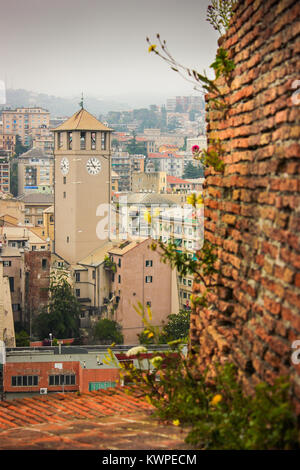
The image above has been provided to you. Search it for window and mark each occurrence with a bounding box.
[188,280,192,287]
[58,132,63,149]
[101,132,107,150]
[112,273,115,282]
[92,270,96,280]
[145,276,153,283]
[67,236,70,243]
[32,246,36,251]
[118,275,121,283]
[75,272,80,282]
[63,176,66,184]
[49,374,76,386]
[91,132,96,150]
[11,375,38,387]
[3,261,11,267]
[76,289,80,297]
[67,131,72,150]
[80,131,86,150]
[118,258,121,268]
[42,258,47,270]
[9,277,14,292]
[146,301,151,307]
[63,191,66,199]
[145,260,153,267]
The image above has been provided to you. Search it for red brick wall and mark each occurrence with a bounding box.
[4,361,80,393]
[24,250,51,317]
[191,0,300,412]
[4,361,119,394]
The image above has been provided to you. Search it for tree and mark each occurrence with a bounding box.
[126,133,147,155]
[183,161,204,179]
[15,330,30,347]
[14,134,28,157]
[10,159,18,196]
[32,270,81,340]
[93,318,124,344]
[161,310,191,342]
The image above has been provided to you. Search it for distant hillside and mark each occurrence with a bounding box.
[0,89,130,116]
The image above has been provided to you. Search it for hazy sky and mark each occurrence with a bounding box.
[0,0,219,104]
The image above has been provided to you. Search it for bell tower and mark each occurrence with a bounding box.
[53,107,113,264]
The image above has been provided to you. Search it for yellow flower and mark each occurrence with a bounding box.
[196,194,204,205]
[186,193,196,206]
[173,419,180,426]
[144,210,152,224]
[148,44,157,53]
[210,394,223,406]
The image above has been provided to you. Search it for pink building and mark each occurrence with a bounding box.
[108,238,177,344]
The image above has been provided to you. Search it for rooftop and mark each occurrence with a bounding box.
[17,193,54,204]
[0,387,191,450]
[52,108,113,132]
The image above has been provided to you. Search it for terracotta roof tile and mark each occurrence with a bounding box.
[0,387,151,430]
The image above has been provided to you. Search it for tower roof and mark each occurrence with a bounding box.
[52,108,113,132]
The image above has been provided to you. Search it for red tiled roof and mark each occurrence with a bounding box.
[167,175,192,185]
[148,152,183,159]
[0,387,152,430]
[0,386,193,450]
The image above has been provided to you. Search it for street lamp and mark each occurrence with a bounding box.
[49,333,52,347]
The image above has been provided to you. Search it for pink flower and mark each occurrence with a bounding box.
[192,145,200,154]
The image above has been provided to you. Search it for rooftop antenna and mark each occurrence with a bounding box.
[79,92,84,110]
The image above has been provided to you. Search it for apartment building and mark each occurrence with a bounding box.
[0,156,10,193]
[0,134,16,157]
[1,107,50,146]
[18,147,54,195]
[147,152,185,178]
[17,193,54,226]
[152,206,203,311]
[108,238,178,344]
[111,152,146,191]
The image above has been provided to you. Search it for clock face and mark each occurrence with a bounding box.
[60,157,69,175]
[86,157,101,175]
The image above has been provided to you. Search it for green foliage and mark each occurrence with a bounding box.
[210,47,235,80]
[10,159,18,196]
[14,134,28,157]
[193,138,226,173]
[103,255,117,273]
[126,134,147,155]
[15,330,30,347]
[93,318,124,344]
[161,310,191,342]
[183,161,204,179]
[206,0,236,36]
[32,270,81,340]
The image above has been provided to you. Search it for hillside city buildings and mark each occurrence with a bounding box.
[0,97,205,397]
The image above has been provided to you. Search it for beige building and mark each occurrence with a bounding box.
[0,225,50,252]
[111,171,120,195]
[0,196,25,224]
[1,247,22,322]
[53,107,113,265]
[0,134,16,157]
[1,107,50,146]
[131,171,167,194]
[0,261,16,347]
[17,193,54,226]
[18,148,54,195]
